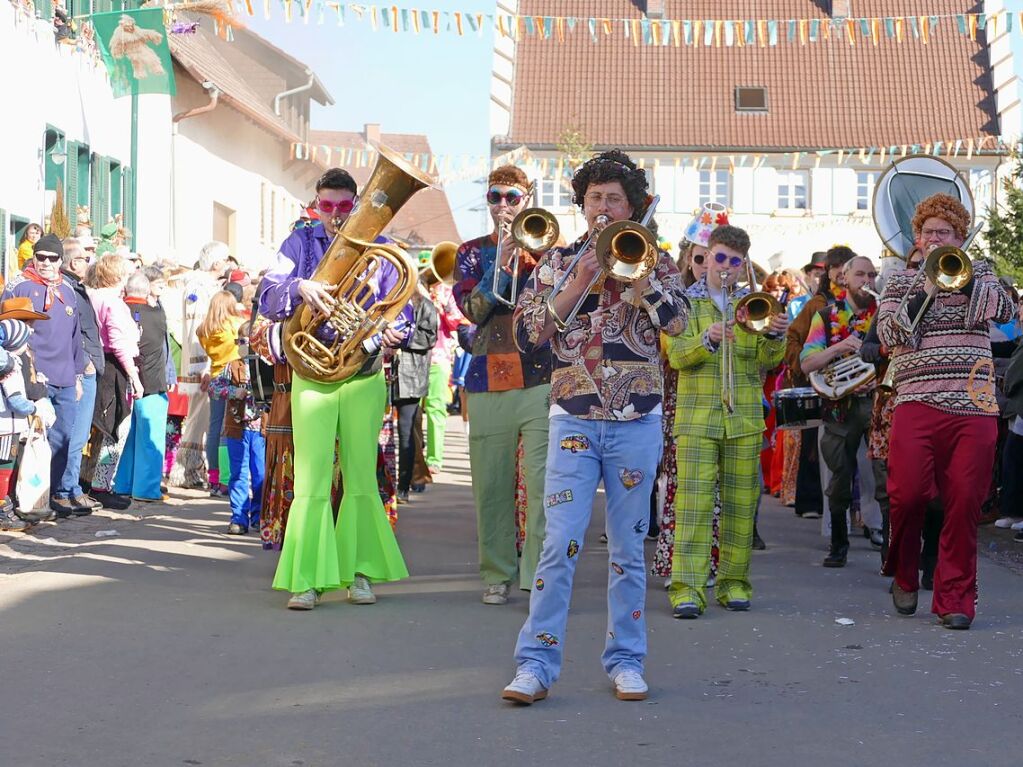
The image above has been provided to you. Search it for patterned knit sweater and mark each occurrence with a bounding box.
[876,261,1012,416]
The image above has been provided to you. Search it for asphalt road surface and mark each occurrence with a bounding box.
[2,420,1020,767]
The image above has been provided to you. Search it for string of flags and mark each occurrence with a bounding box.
[236,1,1021,48]
[291,136,1014,185]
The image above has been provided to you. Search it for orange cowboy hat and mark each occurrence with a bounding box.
[0,297,50,322]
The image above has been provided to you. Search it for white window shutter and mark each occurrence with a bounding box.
[832,168,858,215]
[731,167,754,213]
[811,168,830,214]
[753,166,777,214]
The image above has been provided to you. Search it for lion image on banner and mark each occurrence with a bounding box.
[109,14,165,80]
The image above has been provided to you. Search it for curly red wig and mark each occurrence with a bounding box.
[912,193,971,241]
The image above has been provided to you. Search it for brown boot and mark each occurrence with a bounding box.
[891,581,918,616]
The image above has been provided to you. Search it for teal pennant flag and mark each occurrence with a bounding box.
[93,8,176,98]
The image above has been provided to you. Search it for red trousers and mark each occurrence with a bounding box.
[883,402,996,620]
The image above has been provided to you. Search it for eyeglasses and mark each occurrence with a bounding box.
[35,253,61,263]
[692,254,705,265]
[486,188,524,206]
[712,252,744,268]
[317,198,355,215]
[583,192,627,208]
[853,271,878,279]
[921,227,953,238]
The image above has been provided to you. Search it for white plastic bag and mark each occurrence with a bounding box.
[16,425,51,515]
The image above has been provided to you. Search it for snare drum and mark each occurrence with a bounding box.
[774,387,823,430]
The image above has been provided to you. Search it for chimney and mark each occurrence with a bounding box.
[645,1,665,19]
[364,123,381,146]
[831,0,851,17]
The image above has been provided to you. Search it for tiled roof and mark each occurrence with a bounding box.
[309,129,461,247]
[502,1,998,151]
[170,24,302,143]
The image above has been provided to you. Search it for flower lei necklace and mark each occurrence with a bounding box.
[829,288,876,341]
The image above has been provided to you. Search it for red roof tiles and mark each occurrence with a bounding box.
[501,1,997,151]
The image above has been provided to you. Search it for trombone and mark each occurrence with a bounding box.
[893,228,977,334]
[720,258,784,413]
[547,195,661,330]
[492,186,560,307]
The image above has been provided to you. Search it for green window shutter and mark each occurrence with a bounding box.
[101,157,111,227]
[76,145,90,211]
[66,141,80,231]
[0,209,8,279]
[37,0,54,21]
[109,160,122,218]
[122,167,134,248]
[90,152,102,228]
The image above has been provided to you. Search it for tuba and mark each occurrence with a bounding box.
[284,144,436,383]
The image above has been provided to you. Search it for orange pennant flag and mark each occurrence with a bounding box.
[556,17,565,43]
[871,17,879,46]
[735,21,744,47]
[671,19,681,47]
[969,14,978,40]
[693,20,702,46]
[715,19,723,47]
[602,18,612,36]
[846,19,855,45]
[798,19,807,45]
[454,11,463,36]
[920,15,928,44]
[392,5,399,33]
[432,9,440,34]
[632,19,641,46]
[757,19,766,47]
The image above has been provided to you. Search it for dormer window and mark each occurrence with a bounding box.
[735,86,768,113]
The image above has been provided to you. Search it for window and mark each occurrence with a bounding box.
[538,178,573,209]
[970,168,993,207]
[777,171,808,210]
[109,160,122,219]
[698,170,730,207]
[735,86,768,112]
[856,171,878,211]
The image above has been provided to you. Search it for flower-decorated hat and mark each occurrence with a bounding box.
[682,202,730,247]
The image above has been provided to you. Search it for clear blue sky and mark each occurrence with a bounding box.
[248,2,497,240]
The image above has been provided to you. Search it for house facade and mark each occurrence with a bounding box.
[0,4,333,275]
[491,0,1004,272]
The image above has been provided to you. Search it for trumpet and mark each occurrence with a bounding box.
[548,195,660,330]
[893,236,975,334]
[492,207,560,308]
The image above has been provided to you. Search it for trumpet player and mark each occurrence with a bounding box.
[878,193,1012,630]
[501,150,686,704]
[800,256,887,568]
[668,226,786,620]
[258,167,414,611]
[453,165,552,606]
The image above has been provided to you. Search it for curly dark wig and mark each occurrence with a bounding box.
[571,149,650,220]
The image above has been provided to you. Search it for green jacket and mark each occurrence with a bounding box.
[668,287,785,440]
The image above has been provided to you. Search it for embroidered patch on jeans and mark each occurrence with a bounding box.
[536,632,559,647]
[546,489,573,508]
[560,435,590,453]
[632,610,642,621]
[535,578,545,591]
[619,468,643,489]
[611,562,624,575]
[566,539,580,558]
[632,518,647,535]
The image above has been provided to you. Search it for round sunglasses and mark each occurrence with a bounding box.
[317,197,355,215]
[486,187,525,206]
[712,251,744,268]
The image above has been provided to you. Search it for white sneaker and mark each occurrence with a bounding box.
[482,583,509,605]
[705,574,717,588]
[501,670,548,704]
[287,589,319,610]
[1011,519,1023,531]
[994,517,1023,529]
[348,575,377,605]
[612,669,649,701]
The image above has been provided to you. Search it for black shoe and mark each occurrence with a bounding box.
[892,581,918,615]
[89,490,132,511]
[724,599,751,611]
[226,523,248,535]
[16,507,54,523]
[49,496,77,519]
[939,613,971,630]
[396,490,410,504]
[822,547,848,568]
[70,493,101,511]
[1014,531,1023,543]
[921,570,934,591]
[672,603,701,619]
[752,529,766,551]
[410,483,426,494]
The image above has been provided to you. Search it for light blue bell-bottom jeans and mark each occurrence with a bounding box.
[513,412,662,689]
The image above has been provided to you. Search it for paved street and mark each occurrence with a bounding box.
[2,418,1021,767]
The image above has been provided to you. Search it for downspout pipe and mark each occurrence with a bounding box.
[274,69,315,116]
[170,82,220,250]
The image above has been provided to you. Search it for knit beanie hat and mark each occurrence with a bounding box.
[0,319,31,352]
[33,234,64,259]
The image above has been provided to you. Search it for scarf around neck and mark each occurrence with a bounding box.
[23,264,65,311]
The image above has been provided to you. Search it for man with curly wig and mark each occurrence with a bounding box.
[877,192,1012,630]
[502,150,688,704]
[453,165,552,606]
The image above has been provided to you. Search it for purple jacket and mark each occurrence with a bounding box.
[3,275,86,388]
[257,223,414,357]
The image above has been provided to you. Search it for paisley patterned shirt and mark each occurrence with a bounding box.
[514,234,688,420]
